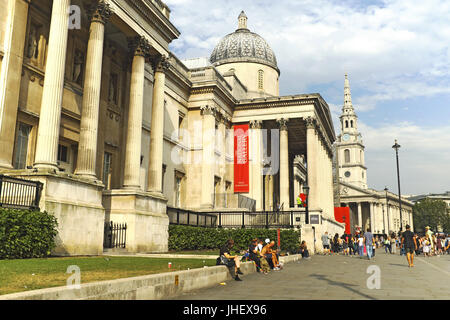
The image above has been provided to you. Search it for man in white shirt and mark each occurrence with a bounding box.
[358,234,365,257]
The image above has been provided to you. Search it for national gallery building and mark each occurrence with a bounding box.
[0,0,342,255]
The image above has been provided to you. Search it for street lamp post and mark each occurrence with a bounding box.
[392,139,403,232]
[384,187,389,234]
[303,183,310,224]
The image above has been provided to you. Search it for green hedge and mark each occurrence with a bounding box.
[169,225,300,253]
[0,208,58,259]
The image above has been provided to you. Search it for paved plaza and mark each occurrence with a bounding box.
[174,253,450,300]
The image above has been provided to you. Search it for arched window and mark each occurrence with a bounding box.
[350,120,354,128]
[345,120,349,128]
[258,70,264,90]
[344,149,350,163]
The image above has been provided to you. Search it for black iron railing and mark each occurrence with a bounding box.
[167,206,217,228]
[168,206,306,229]
[104,221,127,249]
[0,174,43,210]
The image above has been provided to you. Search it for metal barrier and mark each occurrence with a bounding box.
[104,221,127,249]
[0,174,43,210]
[167,206,217,228]
[168,206,306,229]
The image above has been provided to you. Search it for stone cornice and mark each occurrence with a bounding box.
[236,96,318,110]
[125,0,180,42]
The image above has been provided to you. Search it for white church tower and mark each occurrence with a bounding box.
[336,74,367,189]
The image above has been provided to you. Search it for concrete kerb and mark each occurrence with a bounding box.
[0,254,301,300]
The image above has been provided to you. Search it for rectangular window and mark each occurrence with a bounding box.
[214,177,221,208]
[13,123,32,169]
[225,181,232,208]
[57,144,68,163]
[174,175,182,207]
[103,152,112,190]
[162,164,167,193]
[178,115,184,141]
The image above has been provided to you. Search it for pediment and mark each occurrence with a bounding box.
[339,181,377,198]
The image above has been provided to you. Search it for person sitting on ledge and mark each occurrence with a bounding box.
[261,240,281,270]
[248,239,262,272]
[218,239,243,281]
[298,240,310,259]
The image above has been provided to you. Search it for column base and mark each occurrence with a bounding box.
[103,189,168,253]
[33,162,59,172]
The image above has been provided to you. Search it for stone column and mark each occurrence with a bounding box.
[217,113,227,207]
[123,36,150,189]
[147,55,170,194]
[278,118,289,209]
[293,176,299,203]
[33,0,71,170]
[250,120,263,210]
[74,1,112,179]
[200,105,216,208]
[0,0,31,168]
[357,202,362,228]
[370,202,375,232]
[268,175,274,210]
[305,116,318,210]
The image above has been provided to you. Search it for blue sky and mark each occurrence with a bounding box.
[165,0,450,195]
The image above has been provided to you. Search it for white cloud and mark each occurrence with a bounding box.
[359,121,450,194]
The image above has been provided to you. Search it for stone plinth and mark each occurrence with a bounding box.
[5,170,105,256]
[102,189,169,253]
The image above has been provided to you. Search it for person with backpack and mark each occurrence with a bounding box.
[218,239,244,281]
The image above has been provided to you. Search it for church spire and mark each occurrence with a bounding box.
[343,73,355,114]
[238,11,248,30]
[340,73,358,134]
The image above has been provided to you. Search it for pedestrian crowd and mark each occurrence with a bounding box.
[321,226,450,262]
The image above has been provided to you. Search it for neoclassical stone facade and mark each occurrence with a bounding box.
[0,2,343,254]
[335,75,414,235]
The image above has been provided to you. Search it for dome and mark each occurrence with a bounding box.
[210,11,279,72]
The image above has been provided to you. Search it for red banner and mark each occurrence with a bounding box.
[234,124,249,193]
[334,207,351,234]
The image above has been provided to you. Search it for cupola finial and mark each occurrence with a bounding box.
[238,11,248,30]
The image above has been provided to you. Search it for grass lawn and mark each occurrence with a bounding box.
[0,256,216,295]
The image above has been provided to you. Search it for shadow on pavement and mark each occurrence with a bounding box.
[310,273,377,300]
[389,263,408,268]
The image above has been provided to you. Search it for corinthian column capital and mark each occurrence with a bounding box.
[249,120,263,129]
[305,116,316,129]
[128,36,151,57]
[200,105,216,116]
[153,55,171,73]
[87,0,113,24]
[276,118,289,131]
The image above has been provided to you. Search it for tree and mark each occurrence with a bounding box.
[413,199,448,233]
